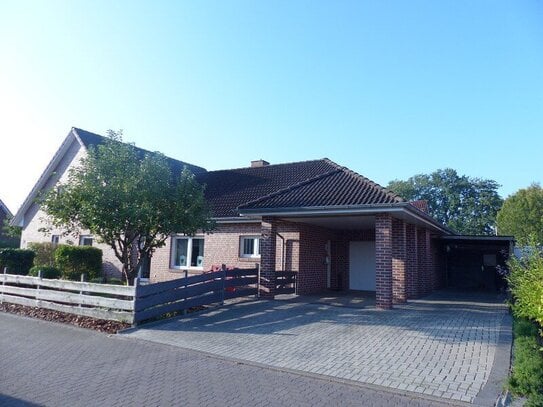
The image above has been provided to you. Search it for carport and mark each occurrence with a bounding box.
[440,235,514,292]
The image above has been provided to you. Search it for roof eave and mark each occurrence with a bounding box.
[238,203,453,234]
[11,128,82,227]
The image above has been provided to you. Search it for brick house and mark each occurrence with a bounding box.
[13,127,502,309]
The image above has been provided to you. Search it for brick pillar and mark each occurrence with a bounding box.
[375,214,393,309]
[405,223,419,299]
[417,228,431,296]
[416,227,425,296]
[392,218,407,304]
[260,217,277,298]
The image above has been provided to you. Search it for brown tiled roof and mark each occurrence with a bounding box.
[72,129,404,218]
[237,159,403,213]
[196,159,338,217]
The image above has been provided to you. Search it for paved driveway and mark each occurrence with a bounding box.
[124,290,511,404]
[0,312,454,407]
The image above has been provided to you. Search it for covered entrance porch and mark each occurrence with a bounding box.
[258,210,447,309]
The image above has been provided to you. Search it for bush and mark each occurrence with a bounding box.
[507,245,543,327]
[509,336,543,398]
[54,245,103,281]
[28,242,58,267]
[0,248,35,275]
[28,266,62,279]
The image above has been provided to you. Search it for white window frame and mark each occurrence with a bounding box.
[240,236,261,258]
[79,235,93,246]
[170,236,205,270]
[51,235,60,245]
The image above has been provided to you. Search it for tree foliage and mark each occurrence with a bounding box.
[497,184,543,246]
[1,218,21,248]
[388,168,502,234]
[506,244,543,328]
[40,130,214,283]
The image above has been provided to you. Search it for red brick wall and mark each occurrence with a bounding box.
[405,223,419,299]
[297,223,334,295]
[150,222,263,283]
[375,214,393,309]
[392,218,406,304]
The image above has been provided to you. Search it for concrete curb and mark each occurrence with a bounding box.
[473,311,513,407]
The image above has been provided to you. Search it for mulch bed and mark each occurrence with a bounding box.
[0,303,130,334]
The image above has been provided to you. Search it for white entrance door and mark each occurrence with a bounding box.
[349,241,376,291]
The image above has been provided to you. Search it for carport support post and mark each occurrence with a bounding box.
[375,214,393,309]
[260,217,277,299]
[392,218,407,304]
[405,223,419,299]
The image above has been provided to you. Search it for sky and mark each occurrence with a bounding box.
[1,1,542,214]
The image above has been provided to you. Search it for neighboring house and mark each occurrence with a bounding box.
[0,199,18,247]
[11,128,513,309]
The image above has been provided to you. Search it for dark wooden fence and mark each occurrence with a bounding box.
[133,267,260,324]
[275,271,297,294]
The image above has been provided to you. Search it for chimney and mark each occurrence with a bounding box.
[251,159,270,168]
[409,200,429,213]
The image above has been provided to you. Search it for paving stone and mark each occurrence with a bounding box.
[125,290,508,403]
[0,312,454,407]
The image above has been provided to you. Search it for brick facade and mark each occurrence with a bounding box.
[260,217,277,297]
[405,223,419,299]
[375,214,393,309]
[392,218,407,304]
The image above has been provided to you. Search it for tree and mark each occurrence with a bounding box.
[40,131,214,283]
[387,168,503,235]
[497,184,543,246]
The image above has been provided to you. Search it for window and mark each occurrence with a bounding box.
[79,235,93,246]
[171,237,205,269]
[240,236,261,258]
[51,235,60,245]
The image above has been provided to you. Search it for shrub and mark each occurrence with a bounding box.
[0,248,35,275]
[28,266,62,279]
[507,245,543,328]
[54,245,103,281]
[28,242,58,267]
[509,320,543,404]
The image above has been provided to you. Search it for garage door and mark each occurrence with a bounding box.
[349,241,376,291]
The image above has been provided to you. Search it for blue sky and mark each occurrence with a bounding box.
[1,1,542,212]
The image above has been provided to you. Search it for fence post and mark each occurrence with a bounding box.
[256,263,260,299]
[132,277,140,327]
[36,269,42,307]
[220,264,226,305]
[182,270,188,315]
[1,267,6,304]
[79,273,86,308]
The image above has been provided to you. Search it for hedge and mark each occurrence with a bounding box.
[54,245,103,281]
[27,242,58,267]
[509,318,543,406]
[0,248,35,275]
[28,266,62,279]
